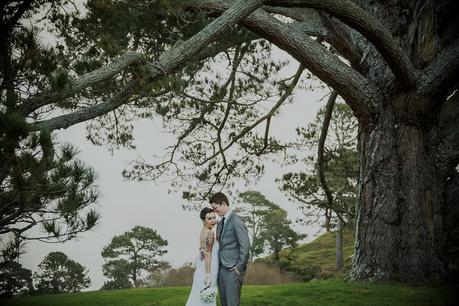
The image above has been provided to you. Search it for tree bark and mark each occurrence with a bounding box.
[350,92,449,282]
[265,0,416,89]
[324,209,331,232]
[336,217,344,272]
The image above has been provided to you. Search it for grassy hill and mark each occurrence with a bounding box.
[260,230,355,279]
[3,279,456,306]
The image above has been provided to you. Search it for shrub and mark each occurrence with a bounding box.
[147,262,194,287]
[244,262,300,285]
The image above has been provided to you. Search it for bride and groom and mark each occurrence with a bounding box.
[186,192,250,306]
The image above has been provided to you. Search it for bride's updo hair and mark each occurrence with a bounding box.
[200,207,214,220]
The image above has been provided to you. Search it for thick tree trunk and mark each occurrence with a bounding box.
[350,93,450,282]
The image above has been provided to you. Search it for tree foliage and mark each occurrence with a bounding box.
[236,191,304,260]
[0,261,33,298]
[34,251,91,294]
[279,101,359,230]
[101,225,168,288]
[260,208,304,260]
[0,237,32,298]
[1,0,103,245]
[237,191,279,260]
[100,258,132,290]
[0,132,100,242]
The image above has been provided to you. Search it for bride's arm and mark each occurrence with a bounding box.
[204,231,215,280]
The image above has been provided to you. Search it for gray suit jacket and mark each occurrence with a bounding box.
[217,211,250,273]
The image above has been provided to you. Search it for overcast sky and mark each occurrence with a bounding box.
[18,41,328,290]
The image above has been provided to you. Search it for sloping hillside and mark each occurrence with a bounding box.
[261,230,355,279]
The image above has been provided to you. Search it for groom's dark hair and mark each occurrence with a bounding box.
[209,192,229,206]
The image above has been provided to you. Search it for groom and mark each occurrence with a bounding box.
[210,192,250,306]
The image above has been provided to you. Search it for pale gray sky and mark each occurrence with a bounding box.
[19,43,327,290]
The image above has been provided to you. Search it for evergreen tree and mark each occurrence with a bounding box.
[0,261,33,298]
[34,251,91,294]
[0,237,33,298]
[101,225,168,288]
[0,130,101,243]
[260,208,304,260]
[101,258,132,290]
[237,191,278,261]
[237,191,304,260]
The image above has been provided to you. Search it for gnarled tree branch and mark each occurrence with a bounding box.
[263,6,326,35]
[29,80,140,131]
[265,0,416,89]
[263,5,366,74]
[319,14,367,74]
[24,51,144,115]
[263,6,366,74]
[193,0,379,128]
[27,0,264,131]
[419,38,459,99]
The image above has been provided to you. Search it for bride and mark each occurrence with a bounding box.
[186,207,219,306]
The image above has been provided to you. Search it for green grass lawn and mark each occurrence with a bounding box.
[3,279,457,306]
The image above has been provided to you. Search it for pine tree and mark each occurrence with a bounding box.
[34,251,91,294]
[101,226,168,288]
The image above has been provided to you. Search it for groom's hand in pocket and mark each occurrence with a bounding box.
[229,266,240,276]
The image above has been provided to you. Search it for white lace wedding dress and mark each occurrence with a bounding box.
[185,240,219,306]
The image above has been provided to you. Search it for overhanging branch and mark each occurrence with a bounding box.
[193,0,378,127]
[27,0,264,131]
[419,38,459,99]
[264,6,366,73]
[29,80,139,131]
[152,0,263,75]
[24,51,144,114]
[319,13,367,74]
[265,0,416,89]
[262,6,326,36]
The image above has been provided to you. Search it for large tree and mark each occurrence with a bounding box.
[3,0,459,283]
[101,225,168,288]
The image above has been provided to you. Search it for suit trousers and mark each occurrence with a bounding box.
[218,265,243,306]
